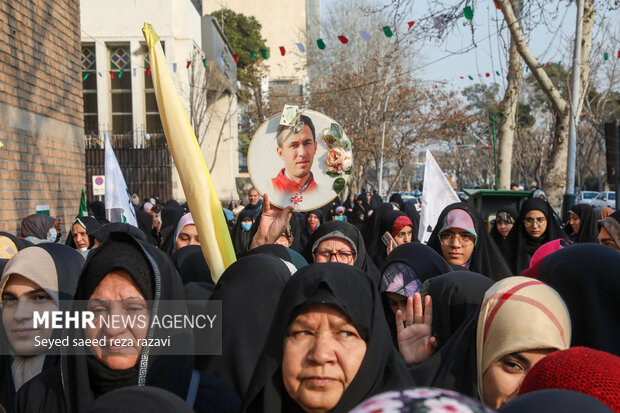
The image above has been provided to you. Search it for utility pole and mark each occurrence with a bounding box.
[563,0,584,219]
[379,92,390,197]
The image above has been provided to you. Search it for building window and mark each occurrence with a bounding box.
[109,45,132,136]
[81,45,98,135]
[144,46,163,138]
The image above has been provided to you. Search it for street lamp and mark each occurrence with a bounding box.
[378,92,391,197]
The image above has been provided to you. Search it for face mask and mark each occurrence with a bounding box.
[241,222,252,231]
[47,228,57,243]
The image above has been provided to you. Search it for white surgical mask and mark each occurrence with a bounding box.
[46,228,57,243]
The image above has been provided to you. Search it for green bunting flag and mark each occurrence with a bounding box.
[468,75,474,80]
[250,51,255,60]
[464,6,474,20]
[604,53,608,61]
[495,71,501,76]
[203,58,207,67]
[119,69,124,78]
[317,38,326,49]
[260,49,268,59]
[83,73,90,81]
[78,189,88,217]
[382,26,393,38]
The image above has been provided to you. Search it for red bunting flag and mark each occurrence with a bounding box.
[233,54,238,63]
[617,50,620,58]
[279,46,286,56]
[146,67,151,75]
[545,62,550,68]
[186,61,191,69]
[338,35,348,44]
[494,0,501,9]
[110,71,114,79]
[408,21,415,30]
[485,72,490,77]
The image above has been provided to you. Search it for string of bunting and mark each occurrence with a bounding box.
[80,5,618,82]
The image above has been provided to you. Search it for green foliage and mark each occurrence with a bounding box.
[333,178,346,194]
[237,133,251,156]
[517,103,535,128]
[462,83,501,118]
[211,9,267,104]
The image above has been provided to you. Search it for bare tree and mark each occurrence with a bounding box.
[184,47,237,173]
[495,0,596,208]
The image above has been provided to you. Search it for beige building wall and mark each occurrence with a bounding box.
[202,0,309,83]
[81,0,239,203]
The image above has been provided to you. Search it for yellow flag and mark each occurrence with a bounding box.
[142,23,236,282]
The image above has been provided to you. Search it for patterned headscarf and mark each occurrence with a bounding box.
[380,262,421,298]
[350,387,493,413]
[476,276,571,400]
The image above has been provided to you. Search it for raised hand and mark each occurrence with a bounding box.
[250,193,293,249]
[395,292,437,365]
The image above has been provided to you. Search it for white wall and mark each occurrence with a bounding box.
[81,0,239,202]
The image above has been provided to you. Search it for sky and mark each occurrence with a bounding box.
[319,0,616,94]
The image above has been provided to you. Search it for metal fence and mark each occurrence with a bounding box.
[84,129,173,202]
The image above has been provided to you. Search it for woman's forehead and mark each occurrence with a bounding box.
[318,237,353,250]
[293,303,349,323]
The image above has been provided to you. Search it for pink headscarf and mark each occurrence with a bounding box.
[521,239,569,279]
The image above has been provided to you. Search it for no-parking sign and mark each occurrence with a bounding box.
[92,175,105,196]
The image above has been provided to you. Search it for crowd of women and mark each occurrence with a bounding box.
[0,189,618,413]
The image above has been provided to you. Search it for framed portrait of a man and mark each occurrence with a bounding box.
[247,107,353,211]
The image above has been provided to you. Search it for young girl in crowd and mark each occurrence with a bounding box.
[427,203,512,280]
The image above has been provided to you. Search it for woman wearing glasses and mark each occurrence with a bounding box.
[427,203,511,281]
[304,220,381,283]
[500,198,569,274]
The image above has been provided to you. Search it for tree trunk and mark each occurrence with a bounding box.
[497,27,523,189]
[543,112,570,208]
[497,0,597,209]
[385,164,406,195]
[577,0,595,117]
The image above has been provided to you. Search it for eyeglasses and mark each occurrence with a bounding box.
[524,217,546,227]
[439,231,476,246]
[313,250,355,263]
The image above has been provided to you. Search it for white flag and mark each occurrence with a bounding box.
[418,150,460,243]
[104,133,137,226]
